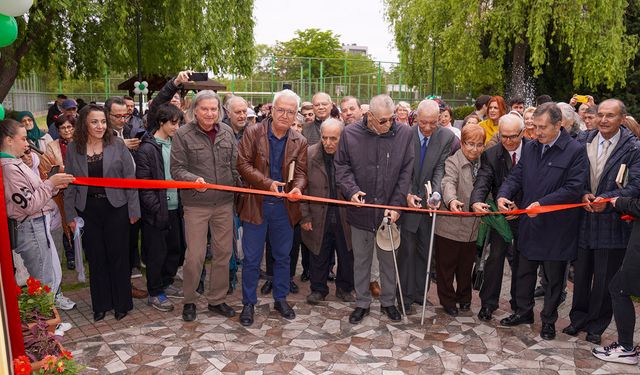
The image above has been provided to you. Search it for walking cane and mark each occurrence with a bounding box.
[421,183,441,325]
[385,215,408,323]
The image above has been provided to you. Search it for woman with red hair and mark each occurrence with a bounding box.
[478,96,507,144]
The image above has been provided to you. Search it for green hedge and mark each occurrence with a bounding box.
[452,106,475,121]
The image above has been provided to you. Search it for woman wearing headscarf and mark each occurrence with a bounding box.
[15,111,53,151]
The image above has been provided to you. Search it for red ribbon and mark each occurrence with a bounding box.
[72,177,608,217]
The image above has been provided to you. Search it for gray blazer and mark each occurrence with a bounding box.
[400,125,456,233]
[64,138,140,223]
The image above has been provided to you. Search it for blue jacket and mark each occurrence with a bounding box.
[578,127,640,249]
[498,128,587,261]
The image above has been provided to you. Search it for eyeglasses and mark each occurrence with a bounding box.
[463,142,485,150]
[369,112,394,126]
[58,125,74,132]
[109,113,130,120]
[273,107,296,118]
[500,130,522,141]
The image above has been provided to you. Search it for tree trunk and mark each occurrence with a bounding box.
[509,41,527,99]
[0,53,19,104]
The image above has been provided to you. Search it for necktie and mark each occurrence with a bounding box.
[595,139,612,182]
[420,137,428,169]
[511,152,517,167]
[542,144,550,157]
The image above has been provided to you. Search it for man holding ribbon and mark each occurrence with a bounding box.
[497,102,587,341]
[398,99,455,315]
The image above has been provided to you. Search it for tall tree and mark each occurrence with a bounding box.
[385,0,638,98]
[0,0,255,102]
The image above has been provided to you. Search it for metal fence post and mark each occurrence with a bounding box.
[377,62,382,95]
[320,60,324,92]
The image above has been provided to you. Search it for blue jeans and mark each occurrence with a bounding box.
[242,201,293,305]
[14,216,59,292]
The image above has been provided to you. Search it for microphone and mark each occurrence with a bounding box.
[27,140,44,155]
[427,191,441,207]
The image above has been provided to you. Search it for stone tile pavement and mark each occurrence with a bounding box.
[56,267,640,374]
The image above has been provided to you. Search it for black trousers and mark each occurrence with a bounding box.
[129,220,142,270]
[480,231,520,312]
[570,247,625,335]
[434,235,476,309]
[79,197,132,314]
[398,215,433,306]
[62,234,74,262]
[310,220,354,296]
[266,224,301,278]
[609,271,636,349]
[142,210,185,296]
[516,253,567,324]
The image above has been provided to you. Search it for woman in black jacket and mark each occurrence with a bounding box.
[135,103,186,312]
[591,196,640,364]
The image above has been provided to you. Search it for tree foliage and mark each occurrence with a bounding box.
[385,0,638,97]
[0,0,255,101]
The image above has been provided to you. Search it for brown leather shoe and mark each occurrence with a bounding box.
[370,281,381,299]
[132,286,148,299]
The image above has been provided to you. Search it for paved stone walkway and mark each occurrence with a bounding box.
[57,267,640,374]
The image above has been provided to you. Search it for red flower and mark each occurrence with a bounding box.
[26,277,39,288]
[56,359,65,373]
[62,350,73,360]
[43,285,51,293]
[15,285,22,295]
[13,355,32,375]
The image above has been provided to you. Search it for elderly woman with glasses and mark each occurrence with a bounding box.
[434,124,485,317]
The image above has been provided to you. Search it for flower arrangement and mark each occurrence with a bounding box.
[13,351,82,374]
[15,318,82,374]
[17,277,54,322]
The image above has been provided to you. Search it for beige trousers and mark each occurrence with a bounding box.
[182,203,233,305]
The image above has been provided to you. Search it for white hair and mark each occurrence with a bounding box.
[416,99,440,116]
[312,92,332,104]
[396,101,411,112]
[225,95,248,110]
[273,89,301,110]
[369,94,395,115]
[557,102,584,131]
[189,90,222,121]
[320,118,345,133]
[499,113,525,131]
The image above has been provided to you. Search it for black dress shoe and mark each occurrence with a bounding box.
[66,259,76,270]
[93,311,106,322]
[182,303,197,322]
[444,306,459,317]
[349,307,370,324]
[300,271,310,282]
[239,304,254,326]
[586,332,602,345]
[540,323,556,340]
[562,324,580,336]
[381,305,402,322]
[398,303,414,316]
[260,280,273,295]
[533,286,545,298]
[477,307,492,321]
[289,280,299,294]
[459,302,471,312]
[114,311,127,321]
[208,303,236,317]
[274,300,296,320]
[500,313,534,326]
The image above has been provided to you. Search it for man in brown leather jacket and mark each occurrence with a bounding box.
[236,89,308,326]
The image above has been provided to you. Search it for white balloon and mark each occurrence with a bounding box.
[133,81,140,88]
[142,88,149,95]
[134,87,142,95]
[141,81,148,88]
[0,0,33,17]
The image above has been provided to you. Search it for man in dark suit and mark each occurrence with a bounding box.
[398,99,456,314]
[471,113,528,321]
[497,102,587,340]
[563,99,640,345]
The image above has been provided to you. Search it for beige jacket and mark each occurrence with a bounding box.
[1,157,58,221]
[435,149,481,242]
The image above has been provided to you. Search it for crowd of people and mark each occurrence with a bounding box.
[3,70,640,366]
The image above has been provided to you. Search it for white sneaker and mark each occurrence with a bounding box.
[164,284,184,299]
[175,266,184,281]
[55,322,72,336]
[592,342,638,365]
[55,294,76,311]
[131,267,143,279]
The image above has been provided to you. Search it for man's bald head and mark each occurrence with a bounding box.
[416,99,440,117]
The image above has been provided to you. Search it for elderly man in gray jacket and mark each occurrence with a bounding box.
[398,99,455,314]
[335,94,414,324]
[170,90,239,322]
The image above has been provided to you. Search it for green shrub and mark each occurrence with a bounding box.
[452,106,475,121]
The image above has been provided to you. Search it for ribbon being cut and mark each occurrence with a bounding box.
[71,177,610,216]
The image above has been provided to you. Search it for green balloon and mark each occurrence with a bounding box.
[0,105,4,120]
[0,14,18,48]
